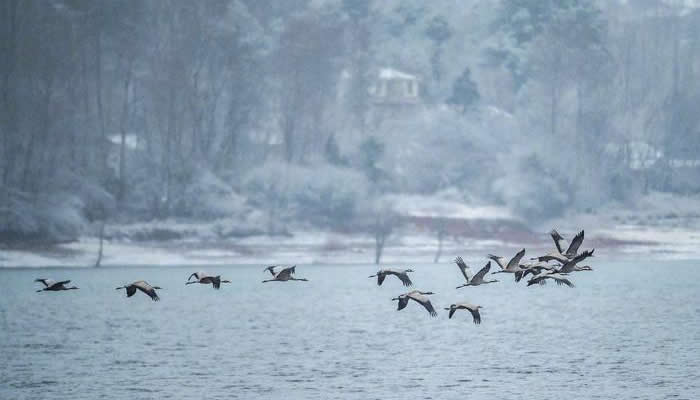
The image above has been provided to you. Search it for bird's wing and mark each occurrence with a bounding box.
[560,249,593,272]
[487,254,507,270]
[469,308,481,325]
[397,296,409,311]
[558,262,573,273]
[188,272,200,281]
[146,288,160,301]
[551,274,575,288]
[455,257,472,283]
[408,293,437,317]
[35,278,54,287]
[134,282,160,301]
[397,272,413,287]
[386,270,412,286]
[448,307,456,319]
[377,272,386,286]
[55,280,71,286]
[507,249,526,270]
[264,266,277,276]
[565,230,584,256]
[39,279,57,287]
[522,268,541,280]
[574,248,594,262]
[530,277,546,286]
[536,251,568,263]
[276,267,294,280]
[212,276,221,289]
[550,229,565,254]
[528,273,548,286]
[472,261,491,283]
[514,270,524,282]
[126,286,137,297]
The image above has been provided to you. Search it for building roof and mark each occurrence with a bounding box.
[107,134,144,150]
[378,67,417,81]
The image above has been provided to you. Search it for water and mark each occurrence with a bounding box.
[1,261,699,399]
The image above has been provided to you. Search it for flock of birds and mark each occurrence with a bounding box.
[367,229,595,323]
[34,229,595,325]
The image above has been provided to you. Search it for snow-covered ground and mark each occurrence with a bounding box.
[2,192,700,267]
[0,225,697,268]
[0,224,697,268]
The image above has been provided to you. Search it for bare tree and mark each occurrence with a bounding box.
[432,218,448,263]
[369,200,399,265]
[94,220,105,268]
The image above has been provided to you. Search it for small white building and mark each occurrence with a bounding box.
[369,68,421,105]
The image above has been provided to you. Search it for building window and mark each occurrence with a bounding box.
[407,81,416,97]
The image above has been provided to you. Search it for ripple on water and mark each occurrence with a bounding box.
[22,343,64,350]
[10,380,58,389]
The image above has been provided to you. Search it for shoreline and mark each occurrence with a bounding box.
[2,224,699,268]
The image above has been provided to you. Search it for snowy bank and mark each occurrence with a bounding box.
[3,192,700,267]
[1,224,698,268]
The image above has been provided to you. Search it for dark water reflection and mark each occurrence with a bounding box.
[1,261,699,399]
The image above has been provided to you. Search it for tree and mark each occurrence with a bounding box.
[432,217,448,263]
[324,134,345,166]
[447,67,480,113]
[276,10,345,163]
[369,200,398,264]
[358,136,386,186]
[491,0,607,90]
[425,16,452,86]
[342,0,372,133]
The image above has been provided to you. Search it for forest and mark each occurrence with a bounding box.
[1,0,700,247]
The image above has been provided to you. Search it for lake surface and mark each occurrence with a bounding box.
[1,261,699,399]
